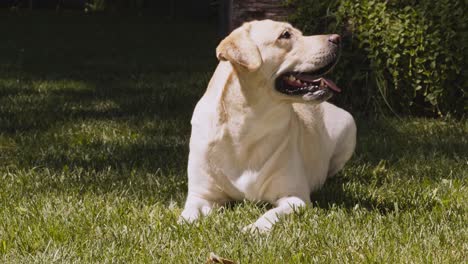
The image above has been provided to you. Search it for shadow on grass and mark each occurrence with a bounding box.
[356,117,466,162]
[0,10,217,134]
[311,116,467,213]
[0,13,218,198]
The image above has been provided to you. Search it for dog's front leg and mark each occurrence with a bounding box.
[179,194,217,224]
[243,196,309,233]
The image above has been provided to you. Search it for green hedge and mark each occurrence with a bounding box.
[287,0,467,116]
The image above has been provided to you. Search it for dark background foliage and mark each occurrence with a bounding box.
[2,0,467,116]
[2,0,217,19]
[287,0,467,117]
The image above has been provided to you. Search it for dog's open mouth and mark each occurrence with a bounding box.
[275,63,340,99]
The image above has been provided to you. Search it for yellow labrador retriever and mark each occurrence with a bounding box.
[180,20,356,232]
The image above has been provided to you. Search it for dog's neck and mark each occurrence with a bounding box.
[216,62,296,140]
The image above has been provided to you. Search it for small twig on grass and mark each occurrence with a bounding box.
[206,252,236,264]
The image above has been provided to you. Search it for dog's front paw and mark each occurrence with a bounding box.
[178,209,200,224]
[178,205,213,224]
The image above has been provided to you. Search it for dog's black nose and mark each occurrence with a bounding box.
[328,34,341,45]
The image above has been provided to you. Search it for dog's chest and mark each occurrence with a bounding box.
[206,130,292,201]
[231,170,263,201]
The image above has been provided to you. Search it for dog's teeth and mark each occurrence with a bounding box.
[289,75,296,81]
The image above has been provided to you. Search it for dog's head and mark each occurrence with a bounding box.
[216,20,341,103]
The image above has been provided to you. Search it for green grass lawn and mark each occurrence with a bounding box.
[0,12,467,263]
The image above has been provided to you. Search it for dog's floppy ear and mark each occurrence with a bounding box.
[216,25,262,72]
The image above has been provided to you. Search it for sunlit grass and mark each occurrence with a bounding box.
[0,11,466,263]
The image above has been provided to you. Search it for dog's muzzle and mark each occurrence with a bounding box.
[274,59,341,102]
[275,38,341,102]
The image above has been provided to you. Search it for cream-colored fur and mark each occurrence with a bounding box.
[180,20,356,232]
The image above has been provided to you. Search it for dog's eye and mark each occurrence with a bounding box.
[279,31,292,40]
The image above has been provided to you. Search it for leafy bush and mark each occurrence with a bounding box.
[85,0,106,12]
[287,0,467,116]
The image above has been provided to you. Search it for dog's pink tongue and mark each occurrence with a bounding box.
[318,78,341,92]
